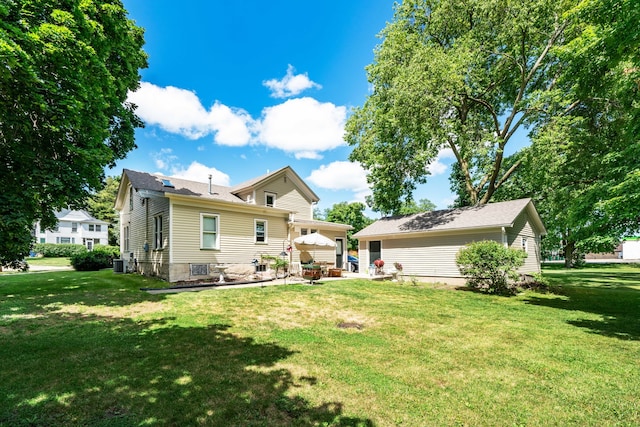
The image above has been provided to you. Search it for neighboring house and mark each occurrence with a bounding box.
[353,198,546,283]
[621,238,640,260]
[114,166,352,282]
[35,209,109,250]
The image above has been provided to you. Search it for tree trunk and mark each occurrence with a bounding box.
[563,240,575,268]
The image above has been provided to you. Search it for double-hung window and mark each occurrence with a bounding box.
[154,215,163,249]
[123,226,130,252]
[201,214,219,249]
[255,219,267,244]
[72,223,78,233]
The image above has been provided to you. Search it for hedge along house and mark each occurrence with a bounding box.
[114,167,352,282]
[353,198,546,284]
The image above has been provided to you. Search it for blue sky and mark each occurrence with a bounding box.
[111,0,526,216]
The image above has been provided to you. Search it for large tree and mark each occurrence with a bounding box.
[346,0,573,213]
[0,0,146,268]
[490,0,640,267]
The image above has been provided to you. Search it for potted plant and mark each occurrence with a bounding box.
[374,259,384,274]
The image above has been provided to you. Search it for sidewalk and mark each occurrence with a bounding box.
[145,271,369,294]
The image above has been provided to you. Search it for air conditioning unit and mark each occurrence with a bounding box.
[113,259,127,274]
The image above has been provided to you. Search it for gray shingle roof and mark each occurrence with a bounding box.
[354,198,544,238]
[124,169,246,204]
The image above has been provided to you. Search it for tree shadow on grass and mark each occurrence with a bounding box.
[0,314,374,426]
[524,269,640,340]
[0,272,374,426]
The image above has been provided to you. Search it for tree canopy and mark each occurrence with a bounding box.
[87,176,121,246]
[0,0,146,268]
[346,0,574,214]
[398,198,436,215]
[490,0,640,266]
[346,0,639,266]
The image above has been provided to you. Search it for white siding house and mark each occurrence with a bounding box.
[354,199,546,283]
[622,238,640,260]
[35,209,109,250]
[115,167,352,282]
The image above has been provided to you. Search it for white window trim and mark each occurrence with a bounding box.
[265,192,276,208]
[521,236,528,252]
[200,213,220,250]
[254,219,268,244]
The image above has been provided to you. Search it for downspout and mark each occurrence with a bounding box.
[144,196,149,257]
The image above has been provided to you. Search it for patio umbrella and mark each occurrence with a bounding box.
[293,232,336,251]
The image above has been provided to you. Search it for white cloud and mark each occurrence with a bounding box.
[152,148,178,170]
[427,147,455,176]
[127,82,253,145]
[169,161,230,186]
[129,82,348,159]
[263,65,322,98]
[258,97,347,159]
[307,161,370,193]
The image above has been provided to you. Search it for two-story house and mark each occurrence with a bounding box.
[114,166,352,282]
[35,209,109,250]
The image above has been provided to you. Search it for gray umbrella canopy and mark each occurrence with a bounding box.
[293,232,336,251]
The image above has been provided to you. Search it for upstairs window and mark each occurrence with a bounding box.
[95,225,101,232]
[89,224,94,231]
[129,187,134,211]
[265,192,276,207]
[521,237,528,252]
[71,223,78,232]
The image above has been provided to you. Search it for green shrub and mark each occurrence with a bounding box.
[456,240,527,295]
[70,251,114,271]
[33,243,87,258]
[69,245,120,271]
[92,244,120,260]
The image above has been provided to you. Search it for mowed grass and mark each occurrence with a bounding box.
[25,257,72,267]
[1,265,639,426]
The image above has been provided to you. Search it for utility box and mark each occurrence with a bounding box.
[113,259,127,273]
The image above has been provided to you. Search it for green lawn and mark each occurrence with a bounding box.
[25,257,71,267]
[1,265,639,426]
